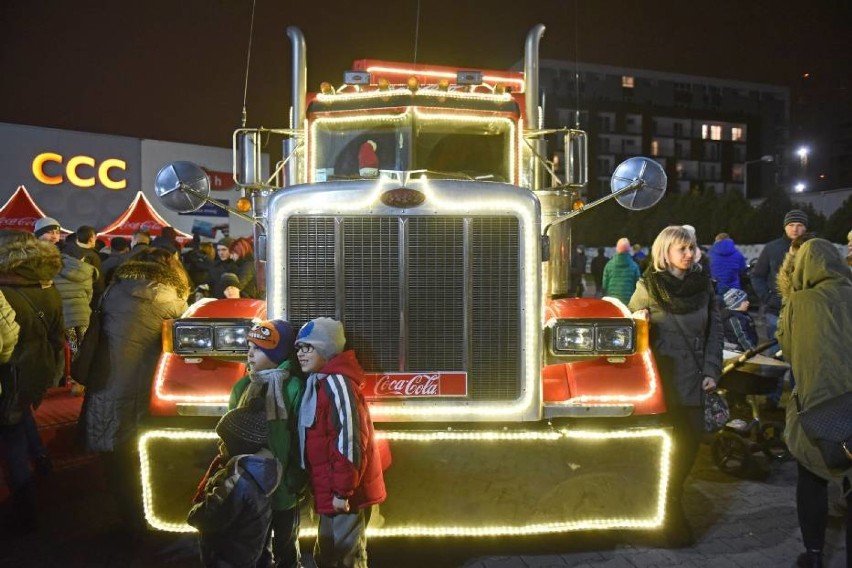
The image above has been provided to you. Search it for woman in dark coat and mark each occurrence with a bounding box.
[629,225,723,547]
[777,239,852,568]
[80,247,189,532]
[0,230,65,532]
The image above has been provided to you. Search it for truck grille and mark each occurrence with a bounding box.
[286,216,521,401]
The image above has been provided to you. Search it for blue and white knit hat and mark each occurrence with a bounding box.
[723,288,749,310]
[295,317,346,361]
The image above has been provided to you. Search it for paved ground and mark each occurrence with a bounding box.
[0,436,847,568]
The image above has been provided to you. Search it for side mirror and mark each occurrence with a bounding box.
[610,157,666,210]
[153,160,259,226]
[153,161,210,213]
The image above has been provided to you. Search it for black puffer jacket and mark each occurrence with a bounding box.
[0,238,65,407]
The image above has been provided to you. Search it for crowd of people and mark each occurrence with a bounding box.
[585,211,851,565]
[0,210,850,566]
[0,218,385,567]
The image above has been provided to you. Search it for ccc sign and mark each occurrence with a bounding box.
[32,152,127,190]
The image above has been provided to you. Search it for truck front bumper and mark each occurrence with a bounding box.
[139,425,672,536]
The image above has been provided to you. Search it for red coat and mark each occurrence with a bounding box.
[303,350,386,514]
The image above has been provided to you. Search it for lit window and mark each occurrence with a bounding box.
[701,124,709,140]
[731,127,745,141]
[622,76,634,88]
[651,141,659,156]
[710,125,722,141]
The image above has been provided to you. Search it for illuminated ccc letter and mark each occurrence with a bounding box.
[32,152,63,185]
[98,158,127,190]
[31,153,127,189]
[66,155,96,188]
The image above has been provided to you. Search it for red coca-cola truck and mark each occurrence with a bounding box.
[141,24,672,538]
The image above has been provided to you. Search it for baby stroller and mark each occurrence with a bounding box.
[711,340,792,476]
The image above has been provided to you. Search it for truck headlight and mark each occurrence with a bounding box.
[551,319,635,355]
[170,320,253,355]
[555,326,595,352]
[215,326,249,350]
[175,325,213,350]
[596,326,633,352]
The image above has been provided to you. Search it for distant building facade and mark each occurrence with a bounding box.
[538,60,789,199]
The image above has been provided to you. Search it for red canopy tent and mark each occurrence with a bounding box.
[97,191,192,245]
[0,185,69,234]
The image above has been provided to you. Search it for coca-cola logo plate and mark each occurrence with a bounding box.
[365,372,468,398]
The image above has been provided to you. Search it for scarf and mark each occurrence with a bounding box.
[298,372,325,468]
[643,268,711,314]
[238,364,291,421]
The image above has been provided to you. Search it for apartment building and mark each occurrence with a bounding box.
[539,60,789,199]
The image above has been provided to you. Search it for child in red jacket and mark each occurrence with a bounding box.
[295,317,386,568]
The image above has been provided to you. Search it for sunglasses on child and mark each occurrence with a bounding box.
[295,343,315,354]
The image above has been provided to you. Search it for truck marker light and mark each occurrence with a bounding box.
[138,428,671,535]
[363,64,525,91]
[236,197,252,212]
[315,87,512,104]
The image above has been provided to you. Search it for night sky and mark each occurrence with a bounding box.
[2,0,850,148]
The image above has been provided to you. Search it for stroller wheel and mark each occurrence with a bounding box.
[712,431,752,475]
[759,421,792,461]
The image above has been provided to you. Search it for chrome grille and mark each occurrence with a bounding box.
[286,215,521,401]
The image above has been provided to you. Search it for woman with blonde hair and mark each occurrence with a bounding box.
[629,225,723,547]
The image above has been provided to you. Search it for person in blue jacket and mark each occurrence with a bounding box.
[708,233,747,296]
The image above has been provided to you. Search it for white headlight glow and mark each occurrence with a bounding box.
[175,326,213,351]
[215,326,249,350]
[555,326,594,351]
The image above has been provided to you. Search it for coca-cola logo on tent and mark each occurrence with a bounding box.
[0,216,38,229]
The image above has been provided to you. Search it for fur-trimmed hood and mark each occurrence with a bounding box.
[0,238,62,283]
[114,258,190,299]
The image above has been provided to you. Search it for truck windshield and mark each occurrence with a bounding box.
[310,111,514,182]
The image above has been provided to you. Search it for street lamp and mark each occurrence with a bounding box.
[742,154,774,199]
[794,182,806,193]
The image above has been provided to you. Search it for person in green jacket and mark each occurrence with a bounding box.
[777,239,852,568]
[229,319,307,568]
[602,237,641,306]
